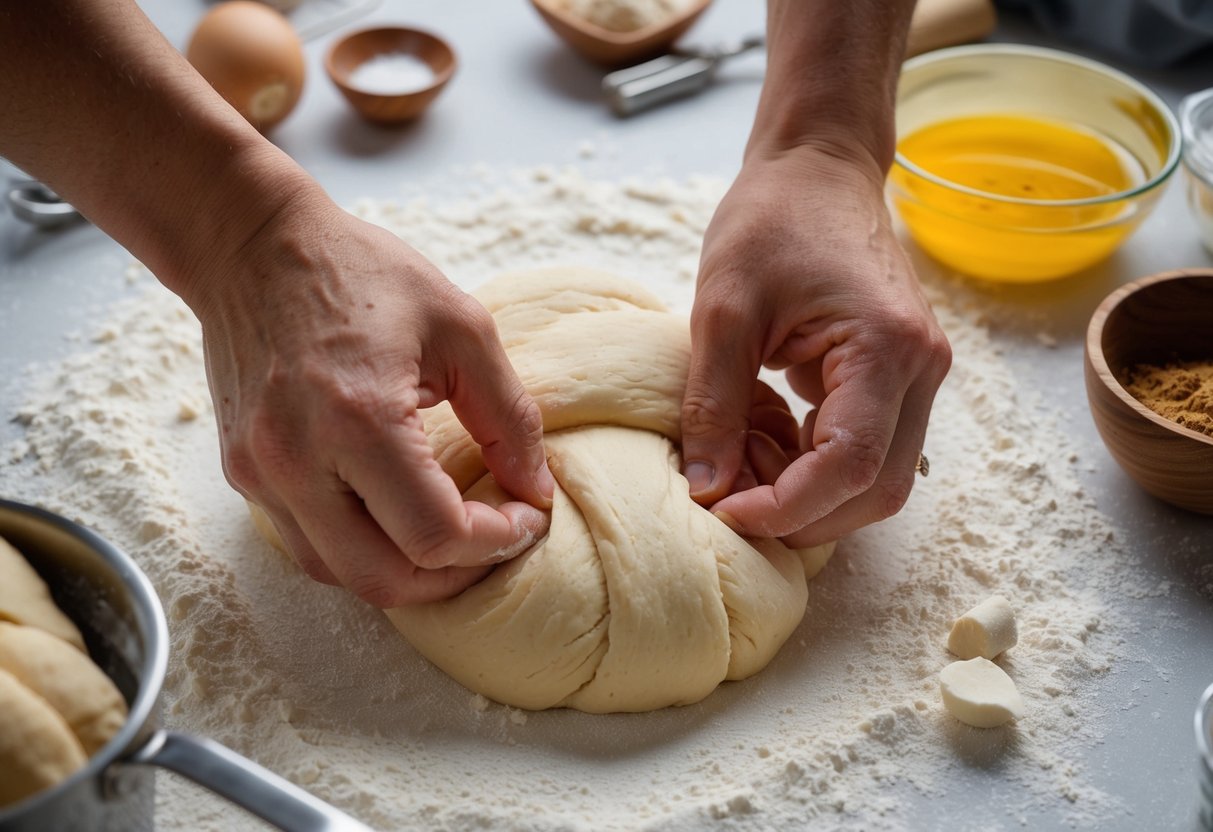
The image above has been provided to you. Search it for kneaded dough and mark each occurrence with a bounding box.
[254,268,836,712]
[0,623,128,756]
[0,667,87,808]
[0,535,85,651]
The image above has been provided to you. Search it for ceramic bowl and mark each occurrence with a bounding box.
[1084,269,1213,514]
[891,44,1182,283]
[528,0,711,67]
[326,26,457,125]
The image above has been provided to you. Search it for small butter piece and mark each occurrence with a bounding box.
[947,595,1017,660]
[939,657,1025,728]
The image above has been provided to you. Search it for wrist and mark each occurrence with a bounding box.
[155,146,334,316]
[745,84,897,177]
[738,141,890,201]
[746,0,914,175]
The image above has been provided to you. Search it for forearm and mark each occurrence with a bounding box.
[0,1,323,307]
[749,0,918,174]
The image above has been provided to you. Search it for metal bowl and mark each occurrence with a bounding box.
[1196,682,1213,829]
[0,499,371,832]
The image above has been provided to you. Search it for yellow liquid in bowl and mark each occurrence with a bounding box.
[891,115,1150,281]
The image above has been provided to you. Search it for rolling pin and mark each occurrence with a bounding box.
[604,0,998,116]
[907,0,997,58]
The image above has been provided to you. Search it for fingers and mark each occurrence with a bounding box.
[780,377,938,548]
[746,430,792,487]
[681,298,763,504]
[711,356,908,538]
[339,408,551,573]
[251,395,549,607]
[258,501,340,585]
[785,357,828,408]
[284,487,494,607]
[749,381,800,453]
[440,304,555,509]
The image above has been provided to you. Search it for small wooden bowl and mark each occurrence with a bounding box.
[529,0,712,67]
[326,27,457,125]
[1084,269,1213,514]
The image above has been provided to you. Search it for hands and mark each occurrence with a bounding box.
[195,191,554,606]
[680,146,952,548]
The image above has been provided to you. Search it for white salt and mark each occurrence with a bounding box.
[348,52,434,95]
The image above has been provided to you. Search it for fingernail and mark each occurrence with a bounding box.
[713,510,742,534]
[536,462,556,501]
[684,461,715,495]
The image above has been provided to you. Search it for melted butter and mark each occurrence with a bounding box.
[891,115,1149,281]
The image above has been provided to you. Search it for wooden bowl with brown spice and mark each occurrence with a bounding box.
[1084,269,1213,514]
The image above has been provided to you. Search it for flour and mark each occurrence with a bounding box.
[1,166,1140,830]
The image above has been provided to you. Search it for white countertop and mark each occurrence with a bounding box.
[1,1,1211,829]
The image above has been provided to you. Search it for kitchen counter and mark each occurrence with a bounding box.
[1,2,1211,829]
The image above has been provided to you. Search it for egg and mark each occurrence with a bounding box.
[186,1,305,133]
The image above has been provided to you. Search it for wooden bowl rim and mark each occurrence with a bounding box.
[529,0,712,46]
[1085,267,1213,448]
[324,25,458,102]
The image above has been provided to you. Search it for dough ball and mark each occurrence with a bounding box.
[0,622,127,756]
[0,667,87,808]
[254,268,836,712]
[0,534,85,651]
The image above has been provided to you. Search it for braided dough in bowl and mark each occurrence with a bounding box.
[253,269,835,712]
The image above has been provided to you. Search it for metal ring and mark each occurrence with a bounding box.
[915,452,930,477]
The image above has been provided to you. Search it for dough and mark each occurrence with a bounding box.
[254,269,836,712]
[939,657,1025,728]
[0,534,85,651]
[947,595,1017,660]
[0,623,128,756]
[0,667,87,808]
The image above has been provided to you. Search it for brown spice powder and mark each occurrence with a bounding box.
[1121,359,1213,438]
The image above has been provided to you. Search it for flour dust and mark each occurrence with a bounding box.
[2,166,1142,830]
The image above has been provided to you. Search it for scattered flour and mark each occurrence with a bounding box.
[1,166,1144,830]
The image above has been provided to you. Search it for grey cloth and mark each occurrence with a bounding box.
[998,0,1213,66]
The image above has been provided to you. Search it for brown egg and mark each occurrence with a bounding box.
[186,1,305,133]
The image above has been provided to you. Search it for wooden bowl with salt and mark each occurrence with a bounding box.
[1084,269,1213,514]
[528,0,712,67]
[326,26,457,125]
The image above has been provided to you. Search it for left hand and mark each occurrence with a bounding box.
[680,146,952,547]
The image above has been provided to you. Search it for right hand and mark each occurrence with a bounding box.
[191,190,554,607]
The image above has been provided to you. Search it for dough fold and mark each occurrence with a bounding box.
[256,268,837,712]
[0,536,85,651]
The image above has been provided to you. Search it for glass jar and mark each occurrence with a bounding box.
[1180,88,1213,255]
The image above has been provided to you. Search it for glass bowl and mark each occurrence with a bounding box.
[890,44,1181,283]
[1180,87,1213,254]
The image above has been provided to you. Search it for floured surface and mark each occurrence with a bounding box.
[1,167,1142,829]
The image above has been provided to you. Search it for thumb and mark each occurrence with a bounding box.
[681,303,760,504]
